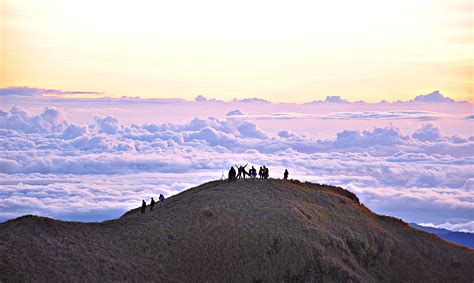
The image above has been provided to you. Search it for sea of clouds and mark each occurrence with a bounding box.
[1,104,473,231]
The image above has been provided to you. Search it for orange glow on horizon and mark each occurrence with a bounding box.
[1,0,473,103]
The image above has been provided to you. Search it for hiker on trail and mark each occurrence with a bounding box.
[159,194,165,206]
[141,200,146,214]
[228,166,237,182]
[283,169,289,180]
[150,197,155,211]
[259,166,263,179]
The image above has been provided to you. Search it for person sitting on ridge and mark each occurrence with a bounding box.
[283,169,289,180]
[228,166,237,182]
[150,197,155,211]
[159,194,165,206]
[141,200,146,214]
[251,166,257,178]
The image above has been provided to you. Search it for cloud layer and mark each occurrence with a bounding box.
[0,106,473,230]
[0,87,102,97]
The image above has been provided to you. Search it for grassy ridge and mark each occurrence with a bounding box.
[1,179,473,282]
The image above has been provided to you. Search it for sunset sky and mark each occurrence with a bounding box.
[0,1,473,229]
[1,0,472,102]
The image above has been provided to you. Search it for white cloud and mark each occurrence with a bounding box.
[419,221,474,233]
[0,106,472,229]
[0,106,67,134]
[94,115,121,134]
[412,123,443,142]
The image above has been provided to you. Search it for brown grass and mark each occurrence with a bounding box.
[1,179,473,282]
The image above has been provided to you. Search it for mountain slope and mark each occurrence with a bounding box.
[1,179,473,282]
[410,223,474,249]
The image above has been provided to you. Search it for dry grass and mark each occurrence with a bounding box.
[1,179,473,282]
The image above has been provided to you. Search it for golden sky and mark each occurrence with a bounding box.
[1,0,472,102]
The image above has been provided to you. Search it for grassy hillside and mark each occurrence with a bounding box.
[1,179,473,282]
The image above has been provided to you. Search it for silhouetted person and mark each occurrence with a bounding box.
[259,166,263,179]
[159,194,165,206]
[150,197,155,211]
[228,166,237,182]
[251,166,257,178]
[141,200,146,214]
[236,163,248,179]
[263,166,269,179]
[284,169,289,180]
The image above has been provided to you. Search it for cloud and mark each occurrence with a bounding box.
[227,111,444,121]
[466,115,474,120]
[0,106,472,227]
[0,106,68,133]
[226,109,245,116]
[237,122,267,139]
[60,124,89,140]
[194,95,208,102]
[412,123,443,142]
[409,90,458,103]
[277,130,295,138]
[324,96,349,103]
[335,126,411,148]
[232,98,271,103]
[94,116,121,134]
[418,221,474,233]
[0,87,102,97]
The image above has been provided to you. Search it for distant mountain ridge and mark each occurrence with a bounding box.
[410,223,474,249]
[1,179,473,282]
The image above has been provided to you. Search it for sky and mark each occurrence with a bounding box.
[0,1,473,232]
[1,0,473,102]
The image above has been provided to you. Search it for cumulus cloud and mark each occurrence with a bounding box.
[0,106,472,228]
[409,90,457,103]
[237,122,267,139]
[412,123,443,142]
[277,130,295,138]
[94,116,121,134]
[194,95,207,102]
[335,126,411,148]
[0,106,68,133]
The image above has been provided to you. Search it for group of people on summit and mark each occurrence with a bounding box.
[140,165,290,213]
[228,164,289,182]
[141,194,165,213]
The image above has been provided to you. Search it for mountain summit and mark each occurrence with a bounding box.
[1,179,473,282]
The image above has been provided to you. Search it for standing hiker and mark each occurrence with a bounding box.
[159,194,165,206]
[141,200,146,214]
[283,169,289,180]
[228,166,237,182]
[236,164,248,179]
[150,197,155,211]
